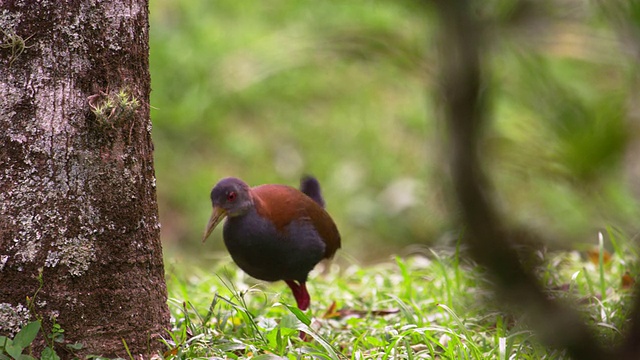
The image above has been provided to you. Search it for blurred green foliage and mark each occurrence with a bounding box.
[150,0,640,262]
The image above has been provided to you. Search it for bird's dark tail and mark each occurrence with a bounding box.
[300,175,325,208]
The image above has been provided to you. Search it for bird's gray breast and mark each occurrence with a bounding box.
[222,209,326,282]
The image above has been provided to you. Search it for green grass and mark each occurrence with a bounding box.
[161,229,636,359]
[148,1,640,356]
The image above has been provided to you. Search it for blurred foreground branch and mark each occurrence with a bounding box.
[432,1,623,358]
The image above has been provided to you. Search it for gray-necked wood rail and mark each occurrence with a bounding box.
[203,176,341,311]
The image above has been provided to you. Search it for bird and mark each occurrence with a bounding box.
[202,176,341,311]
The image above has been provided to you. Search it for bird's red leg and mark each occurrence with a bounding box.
[285,280,312,341]
[285,280,310,310]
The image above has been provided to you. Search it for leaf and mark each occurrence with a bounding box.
[587,247,611,266]
[322,301,339,319]
[65,342,84,351]
[280,303,311,326]
[0,337,12,350]
[275,327,283,354]
[329,307,400,319]
[622,272,635,290]
[162,347,179,358]
[294,328,341,360]
[12,321,41,349]
[5,341,23,360]
[40,347,60,360]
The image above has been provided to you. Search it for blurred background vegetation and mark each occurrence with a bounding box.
[149,0,640,264]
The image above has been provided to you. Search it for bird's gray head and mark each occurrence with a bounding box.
[203,177,253,242]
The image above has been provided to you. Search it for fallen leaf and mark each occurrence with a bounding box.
[587,247,612,266]
[163,347,179,357]
[325,307,400,319]
[322,301,340,319]
[622,272,635,290]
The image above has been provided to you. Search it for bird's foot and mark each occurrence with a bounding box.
[285,280,310,311]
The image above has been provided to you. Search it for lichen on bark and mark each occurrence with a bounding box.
[0,303,29,335]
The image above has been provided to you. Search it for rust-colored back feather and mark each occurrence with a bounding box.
[251,185,341,259]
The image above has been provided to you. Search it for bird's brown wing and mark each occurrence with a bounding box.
[252,184,341,259]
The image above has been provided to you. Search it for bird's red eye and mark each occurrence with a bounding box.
[227,191,237,201]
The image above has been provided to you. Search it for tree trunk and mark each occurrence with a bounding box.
[0,1,170,359]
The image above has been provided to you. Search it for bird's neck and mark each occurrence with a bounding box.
[227,202,253,218]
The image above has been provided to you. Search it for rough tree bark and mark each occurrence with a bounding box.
[0,1,170,359]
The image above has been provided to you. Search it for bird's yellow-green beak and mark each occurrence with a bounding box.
[202,206,227,243]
